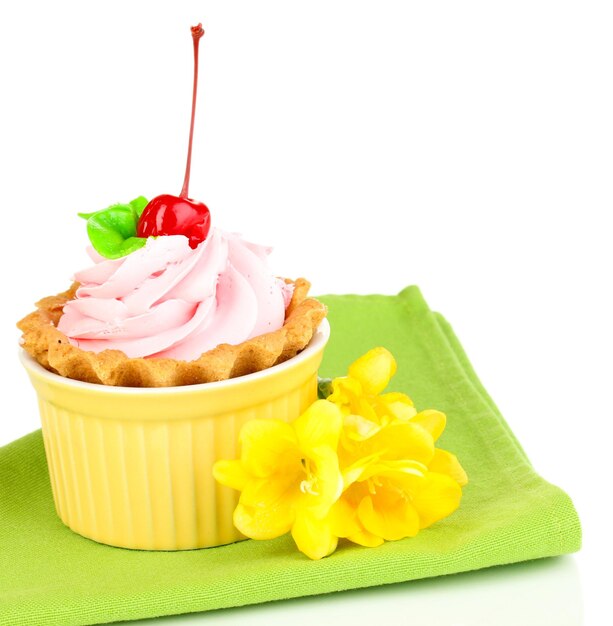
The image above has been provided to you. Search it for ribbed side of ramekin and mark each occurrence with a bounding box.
[36,379,316,550]
[22,320,329,550]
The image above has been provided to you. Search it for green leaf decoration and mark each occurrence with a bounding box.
[79,197,149,259]
[79,197,149,222]
[129,196,149,218]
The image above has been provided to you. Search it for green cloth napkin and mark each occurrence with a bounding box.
[0,286,581,626]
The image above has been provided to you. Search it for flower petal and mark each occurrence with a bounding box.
[233,500,294,540]
[343,413,384,441]
[352,396,381,425]
[412,472,463,529]
[347,530,385,548]
[429,449,468,486]
[306,447,343,516]
[240,419,299,478]
[292,511,338,560]
[357,493,420,541]
[327,376,362,408]
[359,460,426,485]
[376,392,416,422]
[294,400,343,453]
[212,459,250,491]
[348,347,397,396]
[239,472,300,509]
[366,422,435,464]
[234,468,302,539]
[341,452,381,487]
[328,495,361,538]
[410,410,446,441]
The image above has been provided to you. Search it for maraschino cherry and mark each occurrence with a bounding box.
[137,24,211,249]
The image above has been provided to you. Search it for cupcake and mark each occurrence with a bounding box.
[18,233,326,387]
[18,24,329,550]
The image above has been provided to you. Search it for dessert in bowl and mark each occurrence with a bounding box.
[19,236,326,388]
[19,319,329,550]
[17,24,328,550]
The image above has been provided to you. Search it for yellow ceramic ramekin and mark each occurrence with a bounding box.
[20,320,329,551]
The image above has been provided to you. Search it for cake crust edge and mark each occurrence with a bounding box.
[17,278,327,387]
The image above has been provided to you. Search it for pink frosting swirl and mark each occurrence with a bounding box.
[58,230,294,361]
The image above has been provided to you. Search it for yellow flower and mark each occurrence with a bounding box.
[326,347,468,547]
[329,347,419,444]
[214,346,468,560]
[329,348,448,465]
[330,424,468,546]
[213,400,344,560]
[329,456,467,547]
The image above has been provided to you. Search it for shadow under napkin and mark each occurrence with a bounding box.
[0,286,581,626]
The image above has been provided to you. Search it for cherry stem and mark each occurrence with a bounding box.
[180,23,205,199]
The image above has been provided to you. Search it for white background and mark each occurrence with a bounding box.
[0,1,611,624]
